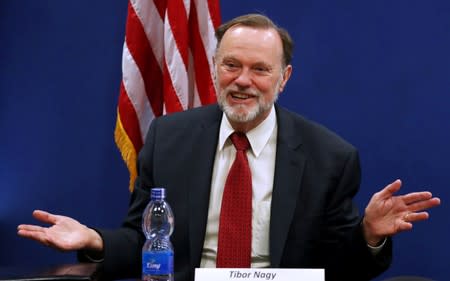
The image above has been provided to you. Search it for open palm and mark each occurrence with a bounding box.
[363,179,440,245]
[17,210,100,251]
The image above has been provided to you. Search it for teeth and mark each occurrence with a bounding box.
[231,93,250,99]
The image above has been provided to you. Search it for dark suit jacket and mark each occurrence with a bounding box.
[94,104,391,281]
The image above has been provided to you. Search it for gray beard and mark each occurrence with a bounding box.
[217,92,278,123]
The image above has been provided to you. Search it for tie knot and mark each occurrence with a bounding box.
[230,132,250,151]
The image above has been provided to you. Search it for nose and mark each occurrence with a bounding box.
[234,68,252,88]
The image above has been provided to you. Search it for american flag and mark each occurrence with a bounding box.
[115,0,221,191]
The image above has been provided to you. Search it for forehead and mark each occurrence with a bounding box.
[217,26,283,65]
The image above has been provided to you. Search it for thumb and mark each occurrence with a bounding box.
[32,210,59,225]
[377,179,402,200]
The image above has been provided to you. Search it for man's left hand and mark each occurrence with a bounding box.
[362,179,441,246]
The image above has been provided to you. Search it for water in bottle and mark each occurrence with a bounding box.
[142,187,175,281]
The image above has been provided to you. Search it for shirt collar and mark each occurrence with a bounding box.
[218,106,277,157]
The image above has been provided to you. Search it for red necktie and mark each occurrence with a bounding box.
[216,132,252,268]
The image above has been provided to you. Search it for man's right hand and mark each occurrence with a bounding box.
[17,210,103,252]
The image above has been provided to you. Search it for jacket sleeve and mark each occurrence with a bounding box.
[319,150,392,281]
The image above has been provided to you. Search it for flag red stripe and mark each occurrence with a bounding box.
[153,0,167,20]
[118,82,144,151]
[167,0,189,69]
[190,2,218,105]
[126,2,164,116]
[207,0,221,29]
[163,62,184,113]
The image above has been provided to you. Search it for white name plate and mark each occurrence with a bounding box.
[195,268,324,281]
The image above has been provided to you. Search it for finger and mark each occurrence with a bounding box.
[402,192,432,205]
[377,179,402,200]
[32,210,59,224]
[17,224,46,232]
[407,197,441,213]
[397,221,413,232]
[17,228,51,245]
[404,211,429,223]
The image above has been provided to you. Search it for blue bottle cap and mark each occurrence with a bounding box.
[151,187,166,200]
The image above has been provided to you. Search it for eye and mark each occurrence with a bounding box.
[254,66,268,72]
[225,62,237,68]
[221,60,240,71]
[252,65,271,75]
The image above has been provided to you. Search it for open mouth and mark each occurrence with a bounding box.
[230,92,255,100]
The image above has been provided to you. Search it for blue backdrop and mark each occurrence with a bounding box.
[1,1,449,280]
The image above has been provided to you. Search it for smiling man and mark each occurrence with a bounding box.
[18,14,440,281]
[214,21,291,132]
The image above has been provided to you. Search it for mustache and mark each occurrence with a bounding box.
[222,86,261,97]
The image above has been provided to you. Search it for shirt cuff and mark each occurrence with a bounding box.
[367,237,387,255]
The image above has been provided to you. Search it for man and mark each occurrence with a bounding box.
[18,14,440,281]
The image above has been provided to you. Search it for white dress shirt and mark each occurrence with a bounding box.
[200,106,277,268]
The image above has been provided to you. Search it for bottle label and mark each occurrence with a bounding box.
[142,250,174,275]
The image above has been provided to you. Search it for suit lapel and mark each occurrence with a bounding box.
[270,106,306,267]
[187,105,222,268]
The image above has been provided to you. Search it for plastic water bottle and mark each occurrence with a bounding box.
[142,187,175,281]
